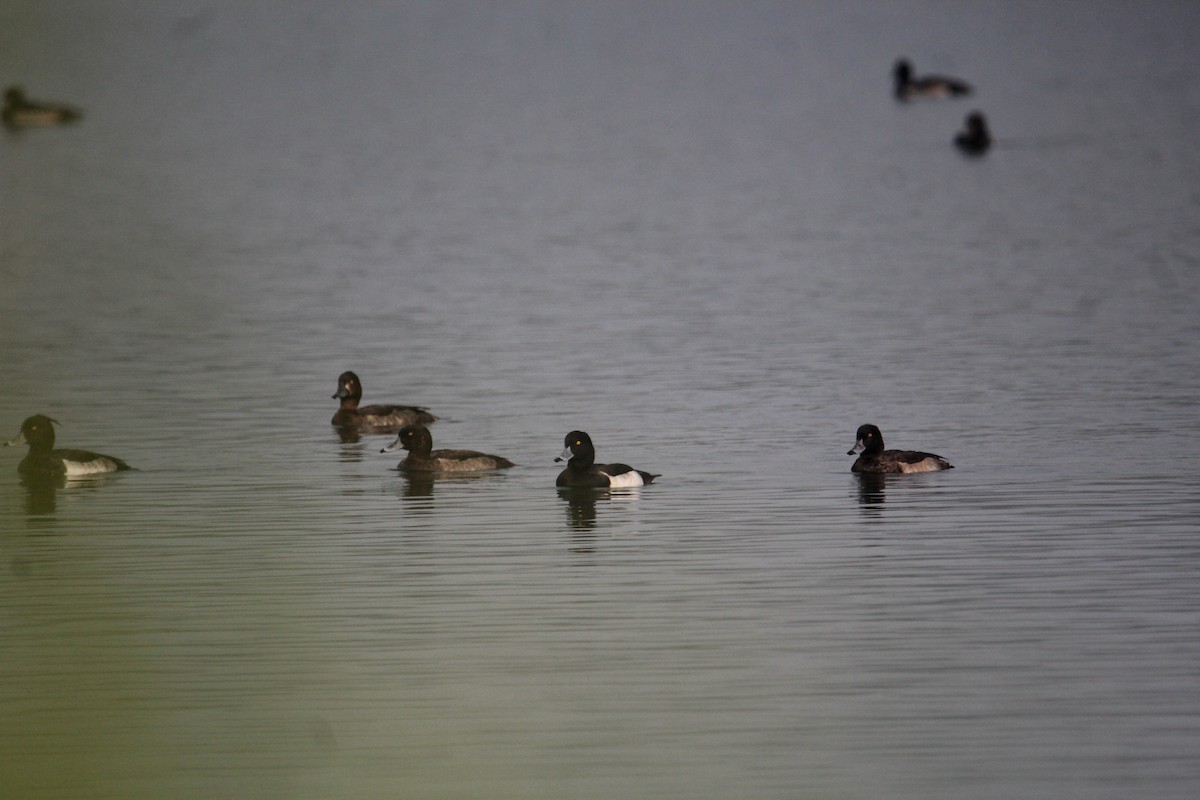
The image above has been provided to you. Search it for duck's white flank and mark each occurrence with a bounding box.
[604,470,645,488]
[898,458,945,474]
[63,457,123,476]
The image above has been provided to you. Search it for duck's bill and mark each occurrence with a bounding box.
[3,432,24,447]
[554,446,573,463]
[380,437,403,453]
[847,440,864,456]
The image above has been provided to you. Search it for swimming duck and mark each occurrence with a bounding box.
[892,59,972,101]
[4,414,132,477]
[381,424,514,472]
[954,111,991,155]
[555,430,659,488]
[847,424,953,474]
[3,86,83,129]
[331,370,436,428]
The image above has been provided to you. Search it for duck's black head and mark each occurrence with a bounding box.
[381,424,433,456]
[556,431,595,465]
[848,424,884,456]
[333,370,363,401]
[6,414,59,451]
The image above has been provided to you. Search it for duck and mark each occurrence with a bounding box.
[555,430,659,488]
[892,59,972,101]
[3,86,83,129]
[380,424,514,472]
[331,370,436,428]
[954,111,991,155]
[4,414,132,477]
[847,424,953,474]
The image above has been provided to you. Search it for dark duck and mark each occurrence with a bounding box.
[892,59,972,101]
[555,430,659,488]
[3,86,82,129]
[954,111,992,155]
[331,370,436,429]
[5,414,132,477]
[847,424,953,474]
[380,424,514,472]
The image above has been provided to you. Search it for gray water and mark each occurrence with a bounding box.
[3,2,1199,798]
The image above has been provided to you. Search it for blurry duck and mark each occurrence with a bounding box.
[331,370,437,429]
[892,59,972,101]
[954,111,992,155]
[5,415,132,478]
[3,86,82,129]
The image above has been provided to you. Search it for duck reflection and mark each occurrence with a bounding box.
[558,487,652,555]
[853,473,889,510]
[400,471,435,498]
[558,487,603,554]
[16,472,127,517]
[394,470,507,502]
[557,486,648,542]
[334,426,364,445]
[334,424,408,447]
[558,487,602,530]
[19,473,60,515]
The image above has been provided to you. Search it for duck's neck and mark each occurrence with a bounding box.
[27,433,55,455]
[400,453,430,469]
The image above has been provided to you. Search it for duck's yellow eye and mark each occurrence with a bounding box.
[574,440,581,446]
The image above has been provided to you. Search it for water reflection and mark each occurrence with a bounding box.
[854,473,889,511]
[558,487,602,530]
[18,474,60,515]
[333,428,404,463]
[558,488,652,556]
[558,487,603,555]
[852,472,959,517]
[398,471,435,498]
[333,425,364,445]
[557,487,647,530]
[16,473,126,517]
[334,423,419,447]
[394,470,511,501]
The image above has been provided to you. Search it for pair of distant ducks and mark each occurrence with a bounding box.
[893,59,991,155]
[5,372,953,486]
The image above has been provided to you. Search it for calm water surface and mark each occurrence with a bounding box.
[2,2,1199,798]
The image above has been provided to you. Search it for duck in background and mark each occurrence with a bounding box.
[555,430,659,488]
[380,424,514,472]
[892,59,972,101]
[954,111,992,155]
[5,414,132,478]
[3,86,82,129]
[847,424,953,474]
[331,370,437,429]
